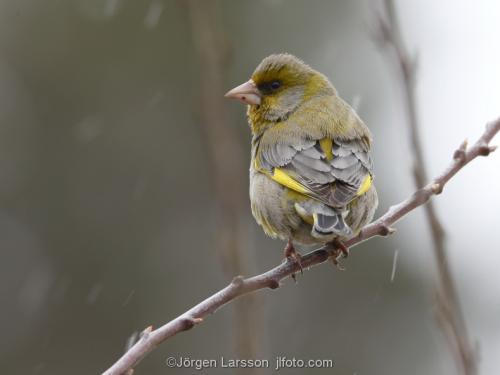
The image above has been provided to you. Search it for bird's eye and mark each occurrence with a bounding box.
[257,80,282,95]
[270,81,281,90]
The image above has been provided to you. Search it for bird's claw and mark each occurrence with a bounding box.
[329,239,349,270]
[284,240,303,282]
[334,239,349,258]
[330,255,346,271]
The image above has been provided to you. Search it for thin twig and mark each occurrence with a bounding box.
[374,1,478,374]
[102,119,500,375]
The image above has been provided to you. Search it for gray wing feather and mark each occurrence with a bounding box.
[260,140,316,169]
[331,184,356,206]
[354,150,373,170]
[293,140,316,151]
[331,163,363,183]
[293,153,331,172]
[299,146,322,159]
[332,144,353,157]
[260,138,373,208]
[337,140,373,170]
[291,159,334,184]
[331,153,359,169]
[270,144,296,166]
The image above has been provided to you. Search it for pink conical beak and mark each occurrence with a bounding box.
[224,80,261,105]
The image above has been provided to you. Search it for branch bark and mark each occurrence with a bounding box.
[102,118,500,375]
[374,1,480,373]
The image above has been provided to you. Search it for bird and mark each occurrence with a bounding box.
[224,53,378,267]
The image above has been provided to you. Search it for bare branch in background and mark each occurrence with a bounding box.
[102,119,500,375]
[185,0,260,366]
[374,1,478,374]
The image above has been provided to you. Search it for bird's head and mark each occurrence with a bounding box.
[225,53,336,128]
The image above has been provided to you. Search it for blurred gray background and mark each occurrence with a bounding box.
[1,0,499,374]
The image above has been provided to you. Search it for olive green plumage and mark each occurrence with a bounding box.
[228,53,378,246]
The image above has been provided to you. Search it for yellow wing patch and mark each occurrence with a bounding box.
[272,168,310,194]
[356,175,372,196]
[254,157,311,195]
[318,138,333,161]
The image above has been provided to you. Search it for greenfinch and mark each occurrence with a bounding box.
[225,53,377,261]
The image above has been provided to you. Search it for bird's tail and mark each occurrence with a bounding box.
[294,201,352,239]
[312,212,352,238]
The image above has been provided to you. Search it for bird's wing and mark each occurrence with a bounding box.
[255,136,373,208]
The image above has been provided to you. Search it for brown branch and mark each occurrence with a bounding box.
[102,118,500,375]
[374,1,479,374]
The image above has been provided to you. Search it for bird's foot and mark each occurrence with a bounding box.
[284,240,303,282]
[329,239,349,270]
